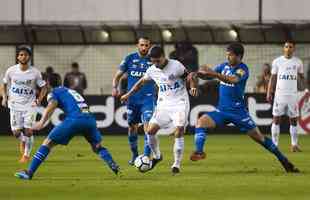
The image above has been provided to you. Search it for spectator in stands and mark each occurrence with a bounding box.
[42,66,62,84]
[64,62,88,95]
[255,63,271,93]
[169,40,199,72]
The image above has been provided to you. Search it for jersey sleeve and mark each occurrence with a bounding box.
[235,66,249,82]
[119,55,130,72]
[213,64,224,73]
[2,68,11,84]
[36,70,46,87]
[271,59,278,75]
[176,62,187,77]
[297,59,304,74]
[47,91,58,103]
[143,68,153,81]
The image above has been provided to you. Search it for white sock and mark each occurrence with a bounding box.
[290,125,298,146]
[24,136,34,157]
[147,134,161,159]
[271,123,280,146]
[172,137,184,169]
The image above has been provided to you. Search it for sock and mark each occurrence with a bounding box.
[194,127,207,153]
[261,136,287,162]
[28,145,50,176]
[290,125,298,146]
[18,132,26,155]
[173,137,184,168]
[143,134,151,156]
[98,147,117,168]
[147,134,161,159]
[271,123,280,146]
[24,136,34,157]
[128,131,138,158]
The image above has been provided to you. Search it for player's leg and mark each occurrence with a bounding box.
[288,100,301,152]
[191,111,224,161]
[127,104,140,164]
[171,126,185,174]
[22,110,37,162]
[10,110,26,161]
[247,127,299,173]
[271,100,284,146]
[141,104,155,157]
[83,115,120,175]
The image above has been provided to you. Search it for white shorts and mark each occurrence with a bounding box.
[10,109,37,131]
[272,95,299,118]
[149,101,190,128]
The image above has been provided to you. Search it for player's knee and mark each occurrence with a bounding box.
[128,124,138,134]
[24,128,33,137]
[197,115,215,129]
[272,117,281,124]
[289,118,298,126]
[91,143,103,154]
[12,130,22,138]
[174,127,184,138]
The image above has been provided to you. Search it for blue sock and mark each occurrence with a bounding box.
[194,127,207,153]
[28,145,50,176]
[128,132,138,158]
[143,134,151,156]
[98,147,117,168]
[261,137,287,161]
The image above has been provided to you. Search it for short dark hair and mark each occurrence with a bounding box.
[226,42,244,59]
[47,73,61,88]
[17,45,32,56]
[71,62,79,68]
[136,36,151,43]
[149,46,165,58]
[284,39,296,46]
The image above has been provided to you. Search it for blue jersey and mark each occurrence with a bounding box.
[214,62,249,111]
[48,87,89,118]
[120,52,155,103]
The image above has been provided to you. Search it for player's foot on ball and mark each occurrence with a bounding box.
[280,159,300,173]
[15,170,32,180]
[291,145,302,152]
[19,155,30,163]
[171,167,180,175]
[190,151,206,161]
[150,155,163,170]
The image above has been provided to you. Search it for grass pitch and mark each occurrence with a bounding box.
[0,134,309,200]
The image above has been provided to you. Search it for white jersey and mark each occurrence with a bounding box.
[3,64,46,111]
[144,59,189,107]
[272,55,303,98]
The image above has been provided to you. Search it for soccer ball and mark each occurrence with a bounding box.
[134,155,152,172]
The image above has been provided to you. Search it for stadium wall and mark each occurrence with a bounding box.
[0,45,309,95]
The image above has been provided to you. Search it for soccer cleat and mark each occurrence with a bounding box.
[128,155,138,166]
[149,155,163,171]
[19,155,30,163]
[14,170,32,180]
[190,151,206,161]
[291,145,302,152]
[108,161,121,176]
[280,159,300,173]
[171,167,180,175]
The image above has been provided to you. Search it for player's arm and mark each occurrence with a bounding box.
[1,83,8,107]
[36,85,48,106]
[198,66,241,84]
[266,74,277,103]
[120,77,149,102]
[32,99,58,131]
[112,70,125,97]
[186,71,198,97]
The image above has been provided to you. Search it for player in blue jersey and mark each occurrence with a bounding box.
[15,74,120,180]
[189,42,299,173]
[112,36,155,165]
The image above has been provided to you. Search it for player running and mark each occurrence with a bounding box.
[267,40,307,152]
[112,36,156,165]
[2,45,47,163]
[121,46,198,174]
[15,74,120,180]
[189,42,299,173]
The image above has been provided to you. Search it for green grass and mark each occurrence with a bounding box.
[0,134,309,200]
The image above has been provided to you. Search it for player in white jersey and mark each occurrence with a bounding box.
[1,46,47,163]
[121,46,197,174]
[267,40,307,152]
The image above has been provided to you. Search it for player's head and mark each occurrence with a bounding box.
[46,73,62,89]
[16,45,32,65]
[226,42,244,66]
[283,39,295,58]
[149,46,166,69]
[71,62,79,73]
[137,36,151,56]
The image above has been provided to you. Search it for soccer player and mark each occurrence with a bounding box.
[121,46,198,174]
[15,74,120,180]
[189,42,299,173]
[267,40,307,152]
[112,36,156,165]
[2,45,47,163]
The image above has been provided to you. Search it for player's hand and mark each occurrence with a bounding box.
[32,121,44,131]
[112,87,120,97]
[120,93,129,103]
[189,87,198,97]
[1,97,7,107]
[266,92,273,103]
[31,99,41,107]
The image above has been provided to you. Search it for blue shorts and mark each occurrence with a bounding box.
[48,114,102,145]
[204,108,256,132]
[127,102,154,125]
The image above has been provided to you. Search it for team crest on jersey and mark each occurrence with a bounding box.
[236,69,245,77]
[133,59,139,63]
